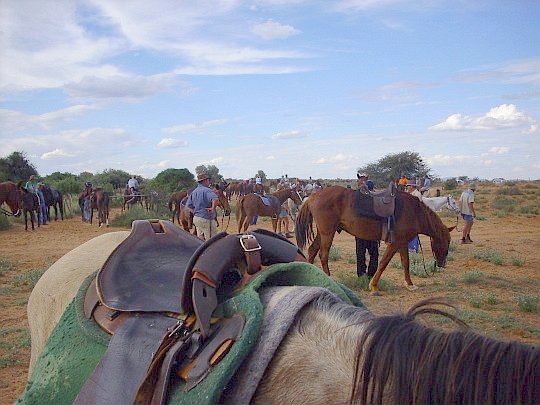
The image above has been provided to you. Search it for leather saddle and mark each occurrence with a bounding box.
[369,182,397,218]
[78,219,306,405]
[355,182,397,219]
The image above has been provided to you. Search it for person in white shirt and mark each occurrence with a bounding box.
[459,183,477,244]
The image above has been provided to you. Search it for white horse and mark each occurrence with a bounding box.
[422,195,460,213]
[22,232,539,404]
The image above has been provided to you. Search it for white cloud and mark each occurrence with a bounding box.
[524,124,540,135]
[252,20,301,40]
[314,153,352,164]
[0,105,98,132]
[265,155,275,160]
[162,119,229,134]
[157,138,188,148]
[429,104,533,131]
[271,130,305,139]
[65,73,176,101]
[426,154,474,166]
[41,148,76,159]
[489,147,509,155]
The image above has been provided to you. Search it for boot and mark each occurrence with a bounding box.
[466,235,473,243]
[461,237,471,244]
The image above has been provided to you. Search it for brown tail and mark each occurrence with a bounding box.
[235,196,245,228]
[295,197,314,250]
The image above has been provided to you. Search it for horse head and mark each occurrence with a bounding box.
[289,187,303,206]
[446,195,460,213]
[430,225,455,268]
[214,187,231,216]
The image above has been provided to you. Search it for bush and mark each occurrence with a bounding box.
[444,178,458,190]
[516,295,538,313]
[0,214,11,231]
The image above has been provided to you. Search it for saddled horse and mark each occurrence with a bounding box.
[0,180,23,217]
[20,187,40,231]
[179,184,231,235]
[21,231,539,404]
[422,195,460,213]
[295,186,454,293]
[40,185,64,221]
[236,188,303,233]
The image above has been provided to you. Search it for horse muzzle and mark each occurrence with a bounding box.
[224,209,231,216]
[436,259,447,268]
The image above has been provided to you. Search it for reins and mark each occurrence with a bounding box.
[417,238,436,277]
[1,206,16,216]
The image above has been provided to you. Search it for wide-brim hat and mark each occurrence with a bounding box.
[197,172,211,182]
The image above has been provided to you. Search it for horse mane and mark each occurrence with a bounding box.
[349,297,539,405]
[402,191,449,242]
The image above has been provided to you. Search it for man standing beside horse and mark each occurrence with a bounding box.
[355,173,379,278]
[186,172,220,241]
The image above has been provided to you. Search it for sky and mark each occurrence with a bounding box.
[1,0,539,181]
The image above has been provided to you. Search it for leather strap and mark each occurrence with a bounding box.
[74,314,179,405]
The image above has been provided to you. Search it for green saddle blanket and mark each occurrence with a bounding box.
[17,262,363,405]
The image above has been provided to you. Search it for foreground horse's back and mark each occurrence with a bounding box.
[27,231,130,373]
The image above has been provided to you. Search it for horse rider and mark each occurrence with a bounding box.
[420,176,432,195]
[81,181,93,223]
[397,174,408,191]
[186,172,220,241]
[125,176,140,206]
[254,174,264,195]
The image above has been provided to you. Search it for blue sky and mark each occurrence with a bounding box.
[1,0,539,181]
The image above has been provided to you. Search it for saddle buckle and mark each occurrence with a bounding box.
[239,234,262,252]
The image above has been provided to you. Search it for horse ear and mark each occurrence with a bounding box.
[448,226,456,232]
[225,182,230,190]
[356,173,360,179]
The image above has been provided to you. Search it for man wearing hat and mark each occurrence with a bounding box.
[186,172,220,240]
[459,182,477,244]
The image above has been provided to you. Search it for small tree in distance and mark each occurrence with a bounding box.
[357,151,431,188]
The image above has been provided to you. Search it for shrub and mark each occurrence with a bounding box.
[512,256,525,267]
[463,270,485,284]
[328,245,342,261]
[516,295,538,313]
[0,215,11,231]
[474,249,503,265]
[0,257,15,277]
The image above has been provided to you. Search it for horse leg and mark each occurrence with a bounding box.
[317,232,335,276]
[307,231,321,264]
[369,244,399,294]
[399,246,417,290]
[271,218,278,233]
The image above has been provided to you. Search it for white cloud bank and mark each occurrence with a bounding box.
[252,20,301,40]
[430,104,535,131]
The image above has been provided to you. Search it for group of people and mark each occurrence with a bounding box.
[355,173,477,278]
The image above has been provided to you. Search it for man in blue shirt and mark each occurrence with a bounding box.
[187,172,220,240]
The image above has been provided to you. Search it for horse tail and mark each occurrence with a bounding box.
[295,197,314,250]
[235,196,244,226]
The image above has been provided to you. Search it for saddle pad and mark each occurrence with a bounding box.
[98,220,203,313]
[18,263,363,405]
[259,195,272,206]
[354,191,386,220]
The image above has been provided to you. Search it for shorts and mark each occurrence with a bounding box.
[279,207,288,218]
[193,216,217,239]
[462,214,474,222]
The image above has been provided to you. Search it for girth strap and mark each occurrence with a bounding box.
[74,314,179,405]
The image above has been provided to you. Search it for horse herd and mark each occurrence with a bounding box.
[3,179,540,403]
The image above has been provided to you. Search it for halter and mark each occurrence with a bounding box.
[1,206,19,216]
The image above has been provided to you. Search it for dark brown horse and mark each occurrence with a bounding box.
[180,185,231,234]
[168,191,188,223]
[0,181,23,217]
[236,188,303,233]
[20,188,40,231]
[295,186,454,293]
[41,185,64,221]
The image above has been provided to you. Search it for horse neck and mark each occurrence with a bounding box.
[256,302,369,403]
[416,200,445,239]
[274,189,292,204]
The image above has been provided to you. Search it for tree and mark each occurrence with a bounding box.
[0,151,38,182]
[195,165,223,184]
[255,170,267,182]
[150,168,195,193]
[93,169,132,190]
[358,151,431,188]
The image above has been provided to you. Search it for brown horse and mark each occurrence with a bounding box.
[180,185,231,235]
[0,180,23,217]
[91,188,110,227]
[295,186,454,293]
[236,188,303,233]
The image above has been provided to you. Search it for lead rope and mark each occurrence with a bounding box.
[418,237,436,277]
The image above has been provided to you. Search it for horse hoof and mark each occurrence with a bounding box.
[405,284,419,291]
